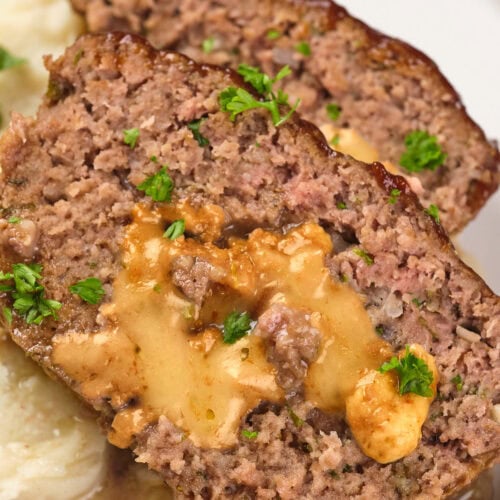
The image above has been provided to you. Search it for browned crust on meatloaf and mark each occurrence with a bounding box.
[70,0,500,234]
[0,33,498,499]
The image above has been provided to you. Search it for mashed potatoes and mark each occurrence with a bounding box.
[0,1,171,498]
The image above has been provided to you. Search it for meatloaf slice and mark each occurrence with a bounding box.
[70,0,500,234]
[0,33,498,499]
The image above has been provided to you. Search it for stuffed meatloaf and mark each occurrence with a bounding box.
[70,0,500,235]
[0,33,499,498]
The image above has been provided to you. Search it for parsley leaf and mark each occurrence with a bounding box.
[219,65,300,126]
[295,41,311,56]
[0,47,27,71]
[7,216,21,224]
[163,219,185,240]
[2,307,12,325]
[69,277,105,304]
[326,103,341,121]
[187,118,210,147]
[425,204,440,223]
[379,346,434,397]
[0,263,61,325]
[400,130,446,173]
[202,36,215,54]
[267,29,281,40]
[123,128,140,149]
[222,311,252,344]
[287,406,304,427]
[388,188,401,205]
[241,429,259,439]
[330,134,340,146]
[353,248,374,266]
[451,374,464,391]
[336,201,347,210]
[137,166,174,202]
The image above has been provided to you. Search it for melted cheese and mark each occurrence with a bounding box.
[320,124,399,174]
[52,202,397,450]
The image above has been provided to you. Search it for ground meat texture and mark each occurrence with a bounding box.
[255,303,321,397]
[0,34,498,499]
[70,0,499,235]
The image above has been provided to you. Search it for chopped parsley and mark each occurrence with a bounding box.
[353,247,374,266]
[330,134,340,146]
[388,188,401,205]
[412,297,424,308]
[336,201,347,210]
[163,219,185,240]
[187,118,210,147]
[326,103,341,121]
[451,374,464,391]
[0,46,27,71]
[137,166,174,202]
[222,311,252,344]
[241,429,259,440]
[295,41,311,56]
[267,29,281,40]
[2,307,12,325]
[202,36,215,54]
[219,64,300,126]
[342,464,353,473]
[0,263,61,325]
[69,277,105,305]
[425,204,440,224]
[123,128,140,149]
[399,130,446,173]
[7,216,21,224]
[287,406,304,427]
[379,345,434,397]
[375,326,384,336]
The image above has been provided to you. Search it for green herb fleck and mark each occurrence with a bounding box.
[425,204,440,224]
[412,297,424,308]
[150,155,158,163]
[353,248,374,266]
[202,36,215,54]
[328,470,339,479]
[2,307,12,325]
[73,49,84,65]
[69,277,105,305]
[379,345,434,397]
[137,166,174,202]
[388,188,401,205]
[220,64,300,126]
[295,41,311,56]
[326,103,341,121]
[163,219,185,240]
[287,406,304,427]
[0,46,27,71]
[340,274,349,283]
[222,311,252,344]
[330,134,340,146]
[0,263,61,325]
[336,201,347,210]
[187,118,210,147]
[153,283,161,293]
[241,429,259,440]
[400,130,446,173]
[375,326,384,336]
[123,128,140,149]
[7,216,21,224]
[342,464,353,473]
[267,29,281,40]
[451,374,464,391]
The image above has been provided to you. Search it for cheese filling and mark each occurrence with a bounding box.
[51,201,434,459]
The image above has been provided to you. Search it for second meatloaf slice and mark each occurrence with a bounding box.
[0,34,498,498]
[70,0,500,234]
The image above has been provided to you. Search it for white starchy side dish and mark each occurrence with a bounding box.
[0,0,497,498]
